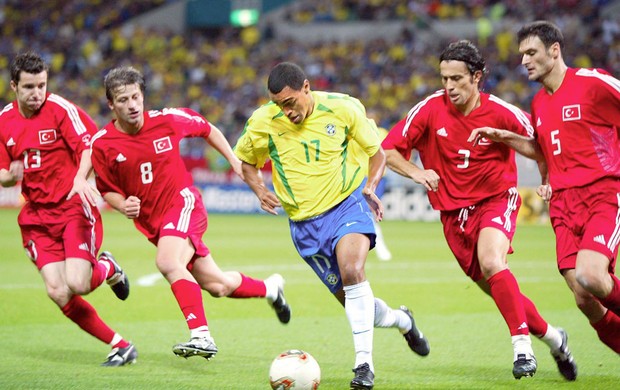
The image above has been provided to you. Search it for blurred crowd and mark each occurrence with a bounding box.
[0,0,618,160]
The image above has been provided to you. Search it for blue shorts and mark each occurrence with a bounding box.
[289,186,376,293]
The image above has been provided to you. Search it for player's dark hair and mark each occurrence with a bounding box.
[439,40,486,76]
[104,66,146,101]
[10,52,49,84]
[517,20,564,50]
[267,62,306,94]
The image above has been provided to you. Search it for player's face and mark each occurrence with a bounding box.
[440,60,480,111]
[11,71,47,117]
[518,36,557,82]
[269,80,314,125]
[108,83,144,131]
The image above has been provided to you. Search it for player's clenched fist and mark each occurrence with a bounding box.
[123,195,141,218]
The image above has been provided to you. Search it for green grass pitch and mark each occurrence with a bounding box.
[0,208,618,389]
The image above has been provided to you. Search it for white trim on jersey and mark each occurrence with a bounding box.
[177,187,196,233]
[48,94,88,136]
[0,103,13,116]
[150,107,205,124]
[488,95,535,137]
[403,90,444,137]
[607,193,620,252]
[576,68,620,94]
[90,129,108,147]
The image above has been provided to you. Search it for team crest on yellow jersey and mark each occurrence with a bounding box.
[325,124,336,136]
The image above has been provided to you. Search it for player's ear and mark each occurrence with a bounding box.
[549,42,561,59]
[473,70,483,84]
[9,80,17,92]
[302,79,310,93]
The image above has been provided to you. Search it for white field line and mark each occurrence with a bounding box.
[1,260,563,289]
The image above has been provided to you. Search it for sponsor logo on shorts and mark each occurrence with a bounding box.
[593,234,606,246]
[326,274,339,286]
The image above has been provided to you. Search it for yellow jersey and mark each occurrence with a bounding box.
[235,91,381,220]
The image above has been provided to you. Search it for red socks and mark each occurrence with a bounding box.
[171,279,208,330]
[487,269,529,336]
[229,273,267,298]
[89,260,109,291]
[520,294,549,337]
[599,273,620,316]
[591,309,620,353]
[61,296,116,344]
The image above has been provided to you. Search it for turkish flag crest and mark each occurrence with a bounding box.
[39,129,57,144]
[153,136,172,154]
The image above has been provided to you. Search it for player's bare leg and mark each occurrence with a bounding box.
[336,233,375,389]
[478,228,536,379]
[564,268,620,353]
[157,236,217,360]
[40,261,135,366]
[191,254,291,323]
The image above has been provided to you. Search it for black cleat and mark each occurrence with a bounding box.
[400,306,430,356]
[172,337,218,360]
[513,353,537,379]
[551,328,577,381]
[101,343,138,367]
[350,362,374,389]
[100,251,130,301]
[266,274,291,324]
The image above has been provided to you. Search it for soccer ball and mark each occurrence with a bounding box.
[269,349,321,390]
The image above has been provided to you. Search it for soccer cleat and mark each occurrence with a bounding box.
[350,362,374,390]
[513,353,537,379]
[551,328,577,381]
[101,343,138,367]
[266,274,291,324]
[100,251,130,301]
[172,336,218,360]
[400,306,430,356]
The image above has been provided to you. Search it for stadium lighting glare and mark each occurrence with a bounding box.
[230,8,259,27]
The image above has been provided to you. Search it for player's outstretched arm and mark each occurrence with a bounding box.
[205,124,244,180]
[468,127,544,161]
[103,192,141,219]
[362,149,386,221]
[241,161,280,215]
[67,150,100,206]
[385,149,439,192]
[0,161,23,187]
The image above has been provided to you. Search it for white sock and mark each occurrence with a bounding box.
[344,281,375,372]
[264,277,278,302]
[190,326,211,340]
[374,298,410,333]
[109,333,123,347]
[511,334,534,361]
[539,325,562,351]
[100,259,112,279]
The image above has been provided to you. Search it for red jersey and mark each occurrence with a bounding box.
[531,68,620,190]
[91,108,212,239]
[0,93,97,204]
[383,90,533,211]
